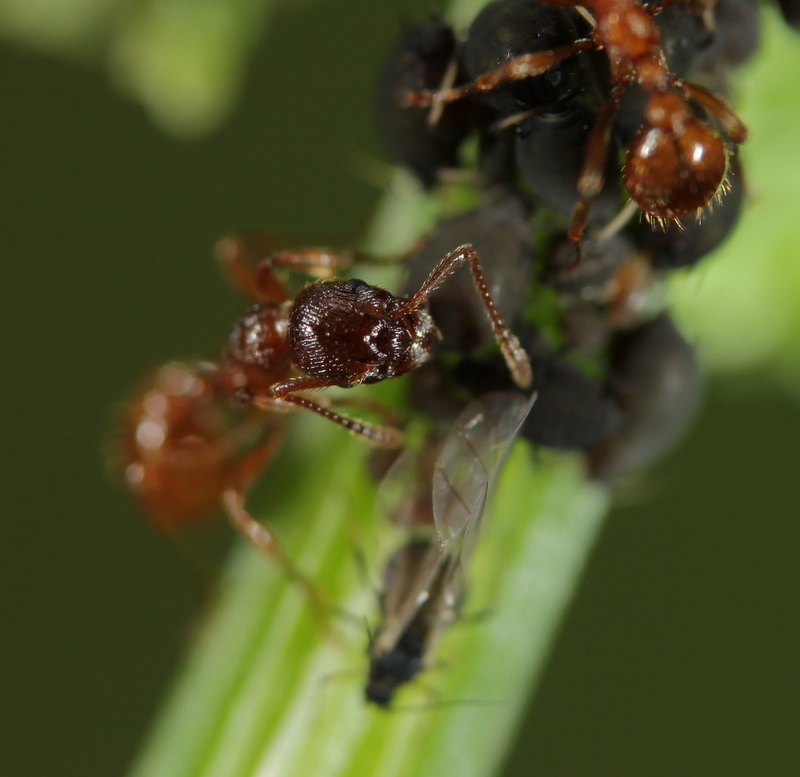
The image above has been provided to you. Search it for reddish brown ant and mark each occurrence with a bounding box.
[112,359,326,595]
[216,235,533,446]
[407,0,748,259]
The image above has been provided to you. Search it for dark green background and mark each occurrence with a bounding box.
[2,1,798,775]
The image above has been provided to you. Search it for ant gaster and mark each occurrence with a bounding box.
[113,359,328,598]
[217,236,533,447]
[408,0,748,259]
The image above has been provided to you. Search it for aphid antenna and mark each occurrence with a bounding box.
[595,200,639,243]
[428,51,461,127]
[574,4,596,27]
[491,105,546,132]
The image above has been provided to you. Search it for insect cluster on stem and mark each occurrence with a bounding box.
[109,0,786,708]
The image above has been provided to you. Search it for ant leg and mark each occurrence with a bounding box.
[406,245,533,388]
[406,40,593,108]
[257,378,405,448]
[216,234,361,303]
[672,78,748,144]
[226,421,287,495]
[221,489,332,620]
[567,83,627,262]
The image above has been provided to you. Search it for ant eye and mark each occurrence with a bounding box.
[341,278,370,295]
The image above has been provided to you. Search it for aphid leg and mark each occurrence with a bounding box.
[258,378,405,448]
[672,78,748,144]
[406,245,533,388]
[406,40,593,108]
[216,234,360,303]
[567,83,627,265]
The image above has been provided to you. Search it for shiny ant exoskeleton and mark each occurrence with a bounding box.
[216,235,533,447]
[407,0,749,258]
[114,360,284,535]
[111,359,327,595]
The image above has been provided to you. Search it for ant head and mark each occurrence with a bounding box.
[623,91,728,221]
[289,279,441,385]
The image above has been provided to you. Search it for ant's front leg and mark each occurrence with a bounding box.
[406,40,593,108]
[216,233,362,304]
[406,245,533,389]
[255,377,406,449]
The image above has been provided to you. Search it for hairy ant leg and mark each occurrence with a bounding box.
[566,83,628,262]
[252,384,405,448]
[222,489,332,623]
[406,245,533,388]
[406,40,594,108]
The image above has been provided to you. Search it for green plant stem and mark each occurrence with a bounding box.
[130,418,608,777]
[127,4,800,777]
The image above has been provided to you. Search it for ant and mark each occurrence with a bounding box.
[216,234,533,446]
[112,360,320,591]
[407,0,749,260]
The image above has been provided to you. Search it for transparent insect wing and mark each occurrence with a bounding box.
[371,447,441,654]
[432,391,536,561]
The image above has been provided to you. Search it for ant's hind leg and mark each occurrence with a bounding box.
[567,83,626,263]
[671,78,748,144]
[221,489,332,620]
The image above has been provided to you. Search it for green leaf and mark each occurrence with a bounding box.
[670,10,800,397]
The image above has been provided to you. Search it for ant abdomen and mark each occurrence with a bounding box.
[623,91,729,222]
[635,151,745,269]
[516,101,621,221]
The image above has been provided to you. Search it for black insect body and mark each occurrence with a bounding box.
[376,17,474,186]
[366,541,462,706]
[366,392,534,706]
[777,0,800,29]
[456,334,623,452]
[461,0,587,116]
[589,313,702,481]
[516,101,622,222]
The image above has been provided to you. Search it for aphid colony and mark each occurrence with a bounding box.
[111,0,783,706]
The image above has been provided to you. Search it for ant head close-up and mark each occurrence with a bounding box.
[288,278,439,387]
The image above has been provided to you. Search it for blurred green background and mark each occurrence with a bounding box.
[1,0,799,775]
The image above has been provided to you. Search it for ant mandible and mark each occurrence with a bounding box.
[216,234,533,446]
[407,0,749,260]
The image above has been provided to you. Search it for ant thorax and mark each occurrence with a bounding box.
[219,301,294,396]
[288,279,440,387]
